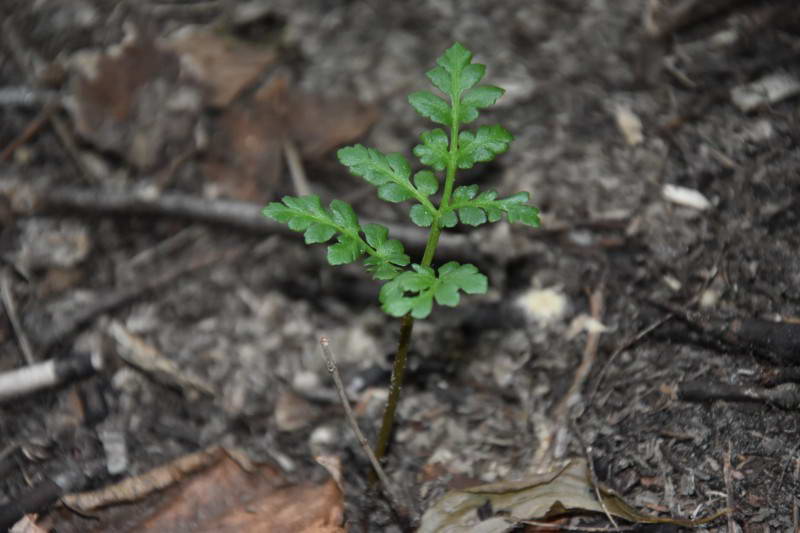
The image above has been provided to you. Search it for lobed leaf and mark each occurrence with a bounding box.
[362,223,410,280]
[263,195,367,265]
[458,64,485,93]
[413,170,439,197]
[457,125,513,169]
[408,91,451,126]
[329,199,360,233]
[441,210,458,228]
[437,42,473,79]
[338,144,436,212]
[498,192,542,227]
[459,85,504,124]
[461,85,504,109]
[445,188,541,228]
[410,204,435,227]
[337,145,411,186]
[419,43,500,128]
[426,66,450,95]
[412,129,450,171]
[378,183,414,203]
[263,196,332,241]
[328,235,363,265]
[379,261,487,319]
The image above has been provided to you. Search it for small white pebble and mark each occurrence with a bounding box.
[515,286,568,325]
[662,184,711,210]
[613,104,644,146]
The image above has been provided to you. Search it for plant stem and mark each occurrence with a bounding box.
[373,218,447,465]
[373,312,414,463]
[372,97,463,469]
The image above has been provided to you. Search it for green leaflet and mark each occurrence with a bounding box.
[337,144,409,187]
[379,262,488,319]
[413,170,439,196]
[337,145,436,211]
[408,91,451,127]
[363,224,411,280]
[457,125,513,169]
[411,42,506,129]
[446,187,541,228]
[459,85,504,125]
[262,195,409,278]
[413,129,449,172]
[410,204,435,228]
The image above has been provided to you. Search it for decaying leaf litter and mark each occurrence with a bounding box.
[1,0,800,531]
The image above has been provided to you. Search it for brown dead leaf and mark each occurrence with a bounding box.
[199,477,344,533]
[49,447,344,533]
[203,72,378,202]
[417,458,728,533]
[70,24,203,171]
[201,100,283,202]
[273,87,380,159]
[140,449,344,533]
[165,26,278,108]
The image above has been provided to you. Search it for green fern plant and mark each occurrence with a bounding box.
[263,42,539,464]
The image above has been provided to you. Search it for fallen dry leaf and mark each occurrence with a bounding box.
[69,24,203,171]
[203,72,378,202]
[48,447,344,533]
[417,458,728,533]
[165,26,278,108]
[202,100,283,202]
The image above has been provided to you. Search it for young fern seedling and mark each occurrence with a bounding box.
[263,42,539,465]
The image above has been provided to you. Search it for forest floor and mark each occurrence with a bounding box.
[1,1,799,532]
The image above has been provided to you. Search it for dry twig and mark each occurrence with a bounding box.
[723,442,737,533]
[549,277,606,461]
[1,266,36,365]
[570,419,618,529]
[283,138,312,197]
[0,100,60,162]
[62,446,223,512]
[108,320,215,397]
[318,337,416,525]
[30,185,469,261]
[588,314,673,408]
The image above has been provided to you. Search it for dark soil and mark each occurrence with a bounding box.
[1,1,799,532]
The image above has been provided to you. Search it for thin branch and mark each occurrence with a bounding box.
[17,184,634,264]
[108,320,215,397]
[1,266,36,365]
[570,419,618,529]
[723,442,737,533]
[0,99,59,161]
[548,277,606,463]
[587,313,673,408]
[29,185,469,262]
[62,446,223,512]
[318,337,415,523]
[283,138,312,197]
